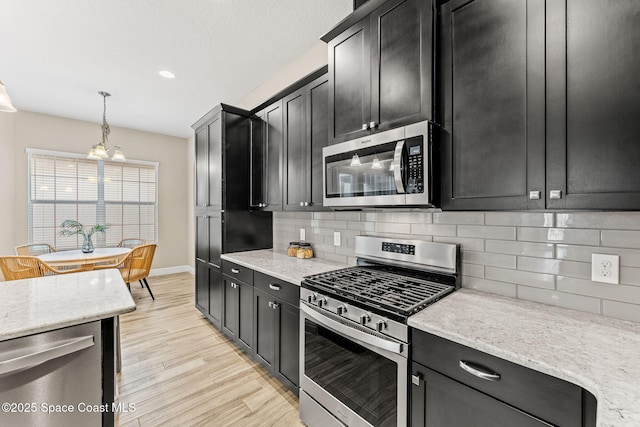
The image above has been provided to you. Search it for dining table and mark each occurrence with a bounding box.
[38,247,131,271]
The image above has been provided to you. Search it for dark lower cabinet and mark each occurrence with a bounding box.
[208,267,222,328]
[254,288,276,370]
[222,272,254,355]
[275,299,299,389]
[411,329,596,427]
[195,259,209,315]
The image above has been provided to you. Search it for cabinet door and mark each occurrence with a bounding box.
[254,289,275,372]
[222,278,238,340]
[195,126,208,207]
[329,19,371,143]
[265,101,283,211]
[275,300,299,393]
[208,267,222,328]
[440,0,545,210]
[237,280,254,354]
[250,113,266,208]
[283,88,308,210]
[208,213,221,268]
[208,116,222,210]
[195,215,208,263]
[546,0,640,209]
[411,363,554,427]
[370,0,432,131]
[195,259,209,315]
[307,75,330,208]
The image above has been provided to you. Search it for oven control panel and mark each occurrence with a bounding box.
[382,242,415,255]
[406,138,424,194]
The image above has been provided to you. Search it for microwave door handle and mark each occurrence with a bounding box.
[393,140,406,194]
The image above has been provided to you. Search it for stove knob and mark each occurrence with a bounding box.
[317,297,327,308]
[336,305,346,316]
[376,320,387,332]
[359,313,370,325]
[307,294,317,304]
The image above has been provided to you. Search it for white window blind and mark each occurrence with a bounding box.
[27,149,158,250]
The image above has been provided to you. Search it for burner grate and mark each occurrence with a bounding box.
[304,267,454,316]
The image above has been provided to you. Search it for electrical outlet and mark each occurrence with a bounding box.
[591,254,619,284]
[334,231,341,246]
[299,228,305,241]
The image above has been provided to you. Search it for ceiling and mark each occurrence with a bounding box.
[0,0,352,138]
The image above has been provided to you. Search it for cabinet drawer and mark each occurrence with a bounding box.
[254,272,299,306]
[222,261,253,284]
[412,329,582,427]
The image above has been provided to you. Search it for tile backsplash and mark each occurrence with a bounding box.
[273,210,640,323]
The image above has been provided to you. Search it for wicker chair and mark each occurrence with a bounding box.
[0,256,83,281]
[95,244,156,300]
[14,243,56,256]
[117,238,146,249]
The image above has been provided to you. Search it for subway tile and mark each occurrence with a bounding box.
[375,222,411,234]
[458,225,516,240]
[460,263,484,278]
[556,244,640,268]
[556,212,640,230]
[333,211,362,221]
[516,286,601,314]
[485,267,555,290]
[620,267,640,287]
[361,212,378,222]
[485,212,554,227]
[411,223,457,237]
[434,236,484,252]
[602,300,640,323]
[461,276,517,298]
[313,212,335,220]
[601,230,640,249]
[347,256,358,266]
[371,211,433,224]
[335,245,355,257]
[556,276,640,304]
[433,211,484,225]
[462,251,517,269]
[517,257,590,279]
[347,221,375,232]
[316,220,348,229]
[312,227,335,237]
[312,243,336,254]
[321,252,348,264]
[485,240,554,258]
[373,232,422,241]
[517,227,600,245]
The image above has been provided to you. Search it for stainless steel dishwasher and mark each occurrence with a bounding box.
[0,321,103,426]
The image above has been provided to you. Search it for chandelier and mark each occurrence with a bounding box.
[87,91,126,161]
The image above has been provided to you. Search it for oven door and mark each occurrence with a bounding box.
[299,303,408,427]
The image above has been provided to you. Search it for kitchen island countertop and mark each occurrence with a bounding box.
[221,249,347,285]
[409,289,640,427]
[0,269,136,341]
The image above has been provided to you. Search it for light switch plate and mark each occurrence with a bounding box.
[300,228,305,241]
[591,253,619,284]
[334,232,341,246]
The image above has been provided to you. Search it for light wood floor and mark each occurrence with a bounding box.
[115,272,304,427]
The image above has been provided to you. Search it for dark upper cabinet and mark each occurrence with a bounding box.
[440,0,545,210]
[251,101,283,211]
[327,0,433,144]
[441,0,640,210]
[283,73,330,210]
[195,127,208,207]
[546,0,640,209]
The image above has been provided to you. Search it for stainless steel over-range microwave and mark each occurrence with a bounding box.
[323,120,434,208]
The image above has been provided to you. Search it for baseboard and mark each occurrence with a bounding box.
[149,265,194,277]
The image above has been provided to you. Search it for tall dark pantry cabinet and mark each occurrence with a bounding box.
[193,104,272,328]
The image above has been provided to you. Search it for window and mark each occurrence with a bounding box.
[27,149,158,250]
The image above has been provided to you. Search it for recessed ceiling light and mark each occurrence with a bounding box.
[158,70,175,79]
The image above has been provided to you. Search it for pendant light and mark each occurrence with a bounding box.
[350,153,362,167]
[0,81,17,112]
[88,91,126,161]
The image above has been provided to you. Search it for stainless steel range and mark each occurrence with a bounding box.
[299,235,460,427]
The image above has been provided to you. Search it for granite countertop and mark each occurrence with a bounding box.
[0,269,136,341]
[408,289,640,427]
[221,249,348,285]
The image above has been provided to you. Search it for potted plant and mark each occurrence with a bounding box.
[59,220,109,253]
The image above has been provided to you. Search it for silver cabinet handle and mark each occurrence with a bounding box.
[231,268,240,274]
[362,123,369,131]
[459,360,501,382]
[268,301,273,308]
[271,302,279,310]
[0,335,94,375]
[529,191,541,200]
[412,373,422,386]
[549,190,562,199]
[269,284,281,291]
[369,121,377,129]
[300,202,304,206]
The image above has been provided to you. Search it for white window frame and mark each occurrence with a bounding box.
[26,148,159,249]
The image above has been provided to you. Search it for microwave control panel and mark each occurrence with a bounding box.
[406,138,424,194]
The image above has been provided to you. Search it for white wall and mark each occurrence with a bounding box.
[0,110,189,270]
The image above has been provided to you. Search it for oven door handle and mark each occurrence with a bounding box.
[393,140,406,194]
[301,303,403,356]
